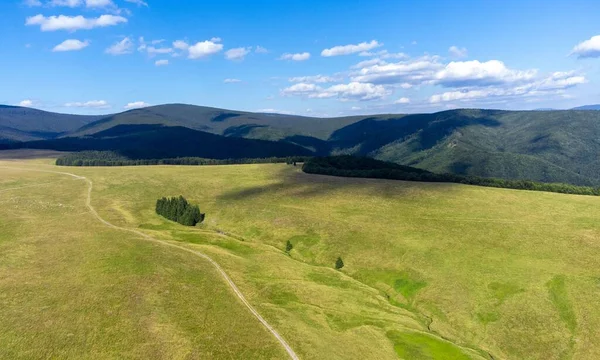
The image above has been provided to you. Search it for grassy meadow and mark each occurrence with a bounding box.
[1,155,600,359]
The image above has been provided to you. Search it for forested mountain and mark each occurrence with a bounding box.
[1,124,312,159]
[1,104,599,185]
[0,105,102,142]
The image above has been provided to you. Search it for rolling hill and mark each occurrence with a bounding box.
[572,104,600,110]
[2,124,313,159]
[0,105,102,142]
[1,104,600,185]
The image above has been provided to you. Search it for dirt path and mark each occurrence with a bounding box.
[0,165,300,360]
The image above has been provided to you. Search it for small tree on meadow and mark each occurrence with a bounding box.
[285,240,293,253]
[335,257,344,270]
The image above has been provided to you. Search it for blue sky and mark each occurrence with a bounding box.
[2,0,600,116]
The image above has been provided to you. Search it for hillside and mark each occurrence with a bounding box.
[0,105,102,142]
[2,104,600,185]
[2,124,312,159]
[572,104,600,110]
[70,104,363,141]
[3,158,599,359]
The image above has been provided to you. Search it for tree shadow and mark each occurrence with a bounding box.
[217,166,462,202]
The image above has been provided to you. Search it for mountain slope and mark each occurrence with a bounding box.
[0,105,103,142]
[2,104,600,186]
[339,109,600,185]
[572,104,600,110]
[70,104,363,141]
[3,124,312,159]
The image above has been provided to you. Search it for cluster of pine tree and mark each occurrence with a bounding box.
[303,156,600,197]
[155,196,205,226]
[56,151,310,167]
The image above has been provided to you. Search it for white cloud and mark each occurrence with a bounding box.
[188,40,223,59]
[64,100,109,108]
[255,108,293,115]
[146,46,173,55]
[282,82,390,101]
[320,82,390,100]
[359,50,408,59]
[281,83,322,95]
[155,59,168,66]
[85,0,114,8]
[26,14,127,31]
[210,37,222,43]
[225,47,251,61]
[124,101,150,109]
[24,0,42,6]
[105,37,133,55]
[435,60,537,87]
[124,0,147,6]
[394,97,410,104]
[288,75,338,83]
[279,52,310,61]
[224,78,242,83]
[18,100,34,107]
[448,46,468,58]
[571,35,600,58]
[351,56,444,85]
[321,40,382,57]
[173,40,189,51]
[49,0,81,7]
[52,39,89,52]
[351,106,361,111]
[351,58,386,69]
[255,46,268,53]
[429,71,586,103]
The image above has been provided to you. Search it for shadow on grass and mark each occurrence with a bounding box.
[217,166,462,201]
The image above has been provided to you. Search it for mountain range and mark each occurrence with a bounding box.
[1,104,599,186]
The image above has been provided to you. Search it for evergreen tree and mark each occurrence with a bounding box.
[335,257,344,270]
[285,240,293,253]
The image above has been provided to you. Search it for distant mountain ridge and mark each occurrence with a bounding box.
[1,103,600,186]
[572,104,600,110]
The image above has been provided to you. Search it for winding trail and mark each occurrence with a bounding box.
[0,165,300,360]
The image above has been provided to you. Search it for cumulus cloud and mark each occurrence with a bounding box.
[48,0,81,7]
[52,39,89,52]
[288,75,339,83]
[448,46,468,58]
[85,0,114,8]
[26,14,127,31]
[105,37,133,55]
[188,40,223,59]
[279,52,311,61]
[429,71,586,103]
[434,60,537,87]
[282,82,390,101]
[225,47,251,61]
[321,40,382,57]
[224,78,242,83]
[358,49,407,59]
[351,56,444,85]
[155,59,168,66]
[173,40,189,51]
[394,97,410,104]
[124,101,150,109]
[18,100,34,107]
[571,35,600,58]
[65,100,109,108]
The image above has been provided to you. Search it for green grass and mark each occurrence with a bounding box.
[2,158,600,359]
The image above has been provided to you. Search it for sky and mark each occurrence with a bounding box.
[1,0,600,116]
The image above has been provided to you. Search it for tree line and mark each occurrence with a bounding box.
[56,151,311,167]
[156,196,205,226]
[302,156,600,196]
